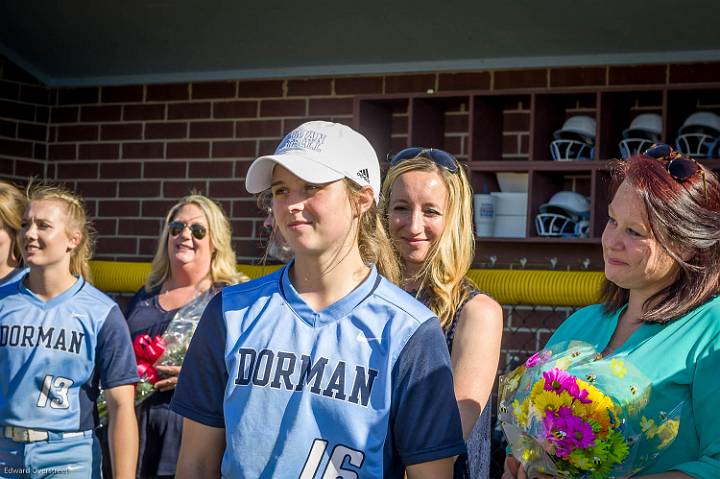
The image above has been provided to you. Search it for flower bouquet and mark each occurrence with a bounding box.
[133,287,217,405]
[498,341,681,479]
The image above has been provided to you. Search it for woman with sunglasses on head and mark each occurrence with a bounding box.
[382,148,504,479]
[171,121,466,478]
[125,193,246,478]
[503,144,720,479]
[0,183,138,478]
[0,180,27,288]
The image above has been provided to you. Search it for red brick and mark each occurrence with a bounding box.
[213,100,258,119]
[669,62,720,83]
[145,122,187,139]
[609,65,667,85]
[234,238,264,258]
[79,143,120,160]
[166,141,209,159]
[208,180,247,197]
[494,69,547,89]
[234,159,253,178]
[81,105,122,122]
[118,218,162,236]
[235,119,282,138]
[0,157,13,175]
[188,160,234,178]
[0,119,16,137]
[101,85,144,103]
[139,238,159,255]
[192,81,237,99]
[335,76,383,95]
[75,181,118,198]
[35,107,49,123]
[123,104,165,121]
[119,181,161,197]
[308,98,353,116]
[391,117,408,134]
[17,123,47,142]
[501,329,538,350]
[550,67,606,87]
[502,134,520,154]
[20,85,49,104]
[258,139,279,155]
[147,83,189,102]
[0,101,35,122]
[438,72,491,91]
[101,123,143,141]
[163,180,207,197]
[189,121,235,139]
[93,218,117,236]
[51,107,79,123]
[230,219,254,237]
[100,162,142,179]
[122,142,164,159]
[57,125,98,142]
[237,80,284,98]
[259,99,306,117]
[0,138,33,158]
[95,237,137,255]
[33,143,46,161]
[504,112,531,131]
[57,161,98,179]
[0,81,19,100]
[287,79,332,96]
[58,87,99,105]
[231,199,256,217]
[520,134,530,154]
[144,161,187,178]
[141,200,178,216]
[48,144,77,161]
[212,140,256,158]
[15,159,45,177]
[168,102,211,120]
[385,74,436,94]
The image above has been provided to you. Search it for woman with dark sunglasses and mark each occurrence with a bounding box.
[382,148,504,479]
[124,193,246,478]
[503,146,720,479]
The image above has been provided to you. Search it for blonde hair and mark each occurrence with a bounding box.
[145,193,246,291]
[0,180,25,264]
[26,182,95,282]
[380,157,475,329]
[345,180,400,285]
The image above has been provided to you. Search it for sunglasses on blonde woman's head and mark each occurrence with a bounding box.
[168,221,207,240]
[389,147,460,173]
[643,143,708,200]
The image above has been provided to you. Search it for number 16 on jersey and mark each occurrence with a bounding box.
[300,439,366,479]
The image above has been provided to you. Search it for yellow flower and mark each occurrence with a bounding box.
[532,390,574,418]
[610,358,627,378]
[574,379,618,431]
[521,448,534,462]
[655,419,680,449]
[513,399,530,428]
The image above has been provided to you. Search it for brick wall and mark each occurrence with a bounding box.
[0,57,50,181]
[1,58,720,263]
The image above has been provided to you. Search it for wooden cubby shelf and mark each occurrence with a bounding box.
[354,85,720,270]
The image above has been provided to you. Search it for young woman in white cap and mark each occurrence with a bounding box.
[171,120,466,478]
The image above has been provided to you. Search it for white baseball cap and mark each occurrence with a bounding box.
[245,121,381,203]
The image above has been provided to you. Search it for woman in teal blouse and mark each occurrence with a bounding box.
[503,144,720,479]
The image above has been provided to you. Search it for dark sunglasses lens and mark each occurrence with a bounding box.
[190,224,207,240]
[667,158,697,181]
[390,147,424,165]
[168,221,184,236]
[429,150,459,172]
[644,144,671,159]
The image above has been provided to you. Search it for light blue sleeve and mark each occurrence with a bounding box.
[672,330,720,479]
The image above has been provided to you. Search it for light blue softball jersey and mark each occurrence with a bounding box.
[172,263,466,478]
[545,296,720,479]
[0,274,138,432]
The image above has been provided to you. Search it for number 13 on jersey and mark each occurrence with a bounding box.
[300,439,366,479]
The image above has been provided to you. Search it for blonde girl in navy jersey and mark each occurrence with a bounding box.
[172,121,466,478]
[0,183,138,479]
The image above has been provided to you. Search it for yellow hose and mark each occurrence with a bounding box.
[90,261,603,306]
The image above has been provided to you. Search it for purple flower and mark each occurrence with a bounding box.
[543,368,575,394]
[525,350,551,368]
[543,407,596,457]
